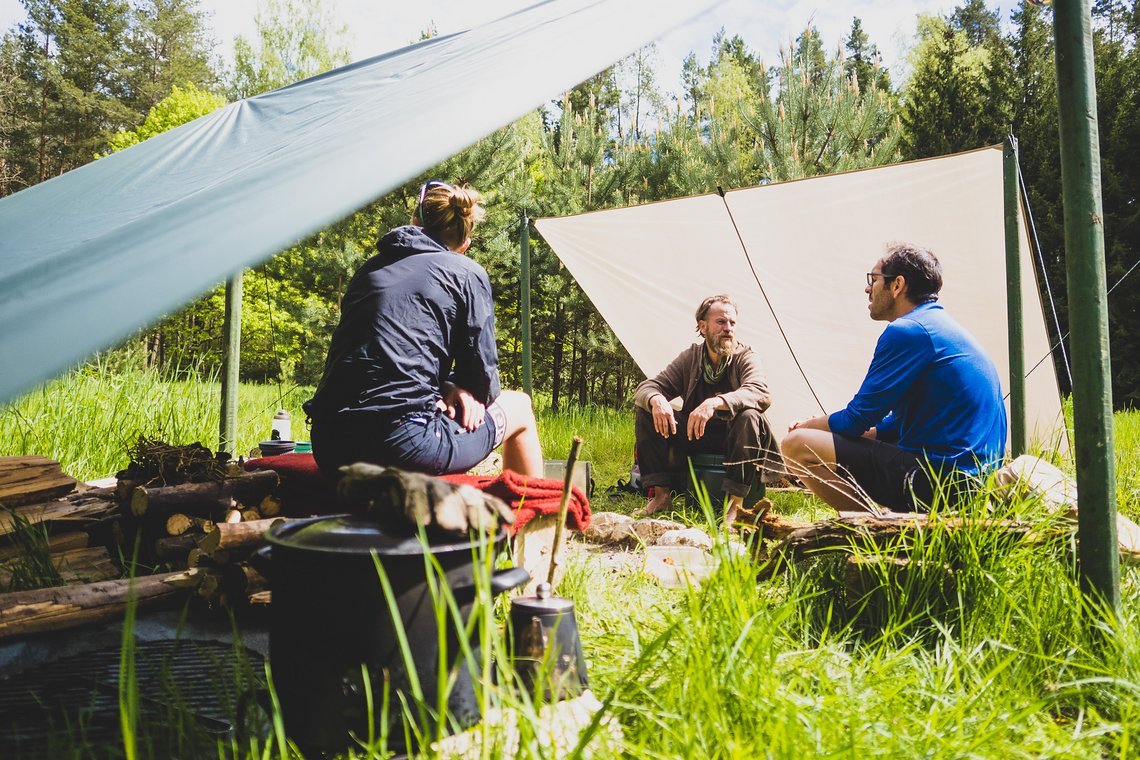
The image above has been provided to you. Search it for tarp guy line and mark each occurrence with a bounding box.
[717,186,826,415]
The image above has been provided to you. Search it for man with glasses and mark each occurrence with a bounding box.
[781,243,1007,513]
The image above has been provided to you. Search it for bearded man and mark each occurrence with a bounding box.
[632,294,783,522]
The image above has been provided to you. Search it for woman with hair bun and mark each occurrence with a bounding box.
[304,180,544,481]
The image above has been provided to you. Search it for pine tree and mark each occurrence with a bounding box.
[124,0,215,113]
[747,27,900,181]
[844,17,891,96]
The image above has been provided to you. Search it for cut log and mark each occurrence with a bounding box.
[240,508,260,522]
[247,590,271,605]
[0,572,184,639]
[198,518,290,555]
[0,546,120,588]
[129,470,279,517]
[154,534,199,564]
[0,531,89,562]
[753,513,1063,580]
[259,494,282,517]
[0,492,118,538]
[165,513,214,536]
[0,456,77,507]
[224,509,243,524]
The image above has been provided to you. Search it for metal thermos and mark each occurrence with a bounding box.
[509,581,588,699]
[508,436,588,700]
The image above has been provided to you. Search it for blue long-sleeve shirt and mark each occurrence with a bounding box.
[828,302,1007,475]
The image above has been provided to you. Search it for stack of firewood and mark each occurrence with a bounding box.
[115,456,289,609]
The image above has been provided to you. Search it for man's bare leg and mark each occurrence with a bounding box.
[725,494,743,528]
[495,390,544,477]
[780,428,878,514]
[641,485,672,515]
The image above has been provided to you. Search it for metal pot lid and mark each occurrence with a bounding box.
[511,581,575,613]
[267,514,505,555]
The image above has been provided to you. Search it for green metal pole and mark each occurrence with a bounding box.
[1053,0,1119,608]
[1004,134,1026,458]
[219,272,242,455]
[520,210,533,398]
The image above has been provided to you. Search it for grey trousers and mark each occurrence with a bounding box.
[634,406,784,497]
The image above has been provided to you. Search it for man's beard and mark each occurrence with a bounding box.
[706,334,735,358]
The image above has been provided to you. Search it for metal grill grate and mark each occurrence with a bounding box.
[0,639,265,757]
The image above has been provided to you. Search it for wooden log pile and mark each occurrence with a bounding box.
[115,460,288,609]
[0,447,299,639]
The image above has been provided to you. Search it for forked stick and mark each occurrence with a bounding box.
[547,436,583,587]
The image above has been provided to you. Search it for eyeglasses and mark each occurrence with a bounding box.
[866,271,896,287]
[417,180,452,219]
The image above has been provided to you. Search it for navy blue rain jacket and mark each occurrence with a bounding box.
[304,225,500,424]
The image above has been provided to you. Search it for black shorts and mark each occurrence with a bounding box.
[831,434,964,512]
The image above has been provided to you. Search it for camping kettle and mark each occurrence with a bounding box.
[508,436,588,700]
[509,580,588,699]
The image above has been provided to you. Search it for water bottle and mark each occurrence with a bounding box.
[271,409,292,442]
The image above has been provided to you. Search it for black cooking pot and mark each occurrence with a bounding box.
[252,515,529,754]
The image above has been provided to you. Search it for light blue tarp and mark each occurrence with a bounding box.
[0,0,719,404]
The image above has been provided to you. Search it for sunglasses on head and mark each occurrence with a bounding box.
[417,180,452,219]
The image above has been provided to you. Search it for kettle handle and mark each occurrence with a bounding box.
[452,565,531,602]
[249,545,272,579]
[490,566,531,596]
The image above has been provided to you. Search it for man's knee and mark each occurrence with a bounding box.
[782,428,829,465]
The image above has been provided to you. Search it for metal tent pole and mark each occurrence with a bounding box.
[1004,134,1026,457]
[1052,0,1119,607]
[219,272,242,455]
[519,210,533,398]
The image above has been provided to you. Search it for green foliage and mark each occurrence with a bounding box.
[0,0,217,192]
[102,82,224,153]
[226,0,351,99]
[747,27,901,181]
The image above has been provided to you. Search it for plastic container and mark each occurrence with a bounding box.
[294,441,312,454]
[643,545,718,588]
[259,439,296,457]
[271,410,292,442]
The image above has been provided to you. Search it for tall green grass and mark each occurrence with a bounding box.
[0,357,314,480]
[5,363,1140,756]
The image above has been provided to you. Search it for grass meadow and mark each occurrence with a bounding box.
[3,361,1140,757]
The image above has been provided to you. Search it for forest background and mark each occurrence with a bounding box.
[2,0,1138,413]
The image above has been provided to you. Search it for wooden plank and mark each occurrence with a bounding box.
[0,456,76,507]
[0,572,183,639]
[0,531,89,562]
[0,493,117,538]
[0,546,119,588]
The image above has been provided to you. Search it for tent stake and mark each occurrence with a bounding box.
[1053,0,1119,609]
[1004,134,1026,457]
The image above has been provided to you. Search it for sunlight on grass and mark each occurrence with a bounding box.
[4,363,1140,756]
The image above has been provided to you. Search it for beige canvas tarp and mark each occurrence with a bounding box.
[535,146,1066,450]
